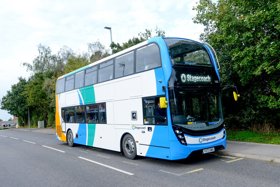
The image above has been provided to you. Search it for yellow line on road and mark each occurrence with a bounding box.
[184,168,204,174]
[226,158,244,163]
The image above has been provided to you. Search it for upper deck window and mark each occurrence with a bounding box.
[136,44,161,73]
[65,75,74,91]
[75,71,84,89]
[98,60,114,83]
[165,39,212,67]
[56,78,65,93]
[115,51,134,78]
[85,66,98,86]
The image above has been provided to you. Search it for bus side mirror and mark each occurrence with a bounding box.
[159,97,167,109]
[233,91,240,101]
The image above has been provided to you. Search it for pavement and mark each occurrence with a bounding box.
[11,127,280,163]
[221,141,280,163]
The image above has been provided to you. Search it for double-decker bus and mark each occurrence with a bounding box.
[55,37,226,160]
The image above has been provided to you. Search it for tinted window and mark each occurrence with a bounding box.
[98,103,106,124]
[75,106,86,123]
[85,66,98,86]
[65,75,74,91]
[65,107,75,123]
[98,60,114,82]
[136,44,161,72]
[86,103,106,124]
[143,97,167,125]
[115,52,134,78]
[61,108,66,122]
[164,38,212,66]
[75,71,84,89]
[86,105,99,124]
[56,78,65,93]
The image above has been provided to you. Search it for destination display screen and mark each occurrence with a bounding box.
[180,73,212,84]
[172,65,218,86]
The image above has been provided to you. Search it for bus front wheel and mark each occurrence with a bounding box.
[122,134,137,159]
[67,130,74,147]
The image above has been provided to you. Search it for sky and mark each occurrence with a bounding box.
[0,0,204,121]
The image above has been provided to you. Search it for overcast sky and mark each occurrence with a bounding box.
[0,0,204,120]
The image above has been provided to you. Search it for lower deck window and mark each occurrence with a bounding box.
[86,103,106,124]
[62,103,106,124]
[143,97,167,125]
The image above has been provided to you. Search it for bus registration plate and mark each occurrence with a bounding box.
[202,147,215,154]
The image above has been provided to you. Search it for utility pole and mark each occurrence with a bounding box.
[28,107,30,128]
[104,26,113,44]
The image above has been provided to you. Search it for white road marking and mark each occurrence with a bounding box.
[23,140,36,144]
[159,168,204,176]
[226,158,244,163]
[78,156,134,176]
[0,135,8,138]
[9,137,19,140]
[42,145,65,153]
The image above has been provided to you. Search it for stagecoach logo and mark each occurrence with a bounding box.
[181,73,211,83]
[132,124,146,130]
[199,136,216,143]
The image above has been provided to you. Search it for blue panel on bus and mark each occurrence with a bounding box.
[149,37,172,81]
[74,124,87,145]
[203,45,220,81]
[146,126,170,159]
[154,68,166,95]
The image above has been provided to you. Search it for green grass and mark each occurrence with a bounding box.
[227,130,280,144]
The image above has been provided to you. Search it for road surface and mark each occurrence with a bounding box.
[0,129,279,187]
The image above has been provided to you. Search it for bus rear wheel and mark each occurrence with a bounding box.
[67,130,74,147]
[122,134,137,159]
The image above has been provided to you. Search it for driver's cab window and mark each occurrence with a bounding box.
[143,97,167,125]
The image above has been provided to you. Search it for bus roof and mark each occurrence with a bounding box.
[57,36,202,80]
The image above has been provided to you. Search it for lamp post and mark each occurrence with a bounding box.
[104,26,113,44]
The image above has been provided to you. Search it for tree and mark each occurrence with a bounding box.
[1,78,28,125]
[88,41,110,63]
[22,45,69,127]
[110,28,166,53]
[64,55,90,74]
[194,0,280,130]
[23,44,64,76]
[24,73,49,123]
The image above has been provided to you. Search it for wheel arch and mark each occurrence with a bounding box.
[120,132,132,154]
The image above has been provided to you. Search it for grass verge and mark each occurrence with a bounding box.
[227,130,280,144]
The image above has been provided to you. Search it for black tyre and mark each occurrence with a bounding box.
[67,130,74,147]
[122,134,137,159]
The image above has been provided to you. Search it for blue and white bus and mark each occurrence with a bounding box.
[55,37,226,160]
